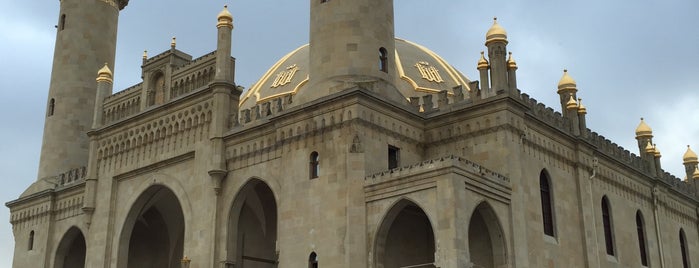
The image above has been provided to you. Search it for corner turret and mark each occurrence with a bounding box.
[683,145,698,180]
[484,18,509,96]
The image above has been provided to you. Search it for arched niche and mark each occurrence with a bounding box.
[227,178,278,267]
[374,199,435,268]
[117,185,185,268]
[467,201,507,268]
[54,227,86,268]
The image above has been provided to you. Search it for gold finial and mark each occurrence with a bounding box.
[171,37,177,48]
[507,51,518,69]
[557,69,577,93]
[653,144,661,158]
[477,51,489,70]
[142,50,148,59]
[683,145,698,164]
[566,94,578,110]
[645,141,655,154]
[577,98,587,114]
[96,62,113,83]
[181,256,191,264]
[217,5,234,28]
[635,117,653,138]
[485,17,508,45]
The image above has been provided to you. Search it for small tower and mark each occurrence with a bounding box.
[683,145,698,180]
[565,95,580,136]
[477,51,490,95]
[635,118,657,175]
[37,0,125,180]
[577,98,588,136]
[557,70,577,118]
[308,0,399,102]
[506,52,518,92]
[485,18,509,95]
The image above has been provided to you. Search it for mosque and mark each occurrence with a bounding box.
[6,0,699,267]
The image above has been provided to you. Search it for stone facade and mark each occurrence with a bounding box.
[7,1,699,268]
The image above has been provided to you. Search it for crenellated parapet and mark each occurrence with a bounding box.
[102,83,142,124]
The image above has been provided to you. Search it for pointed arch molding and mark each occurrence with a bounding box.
[53,226,87,268]
[111,171,194,268]
[467,201,508,268]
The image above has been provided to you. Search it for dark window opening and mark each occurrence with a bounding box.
[310,151,319,179]
[539,171,555,237]
[48,98,55,117]
[320,0,328,3]
[388,146,399,169]
[636,212,648,266]
[28,230,34,251]
[309,252,318,268]
[601,197,615,256]
[60,14,66,31]
[681,229,690,268]
[379,47,388,73]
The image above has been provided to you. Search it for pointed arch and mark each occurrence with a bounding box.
[374,198,435,268]
[308,251,318,268]
[468,201,507,268]
[54,226,86,268]
[539,169,555,237]
[601,195,615,256]
[680,228,690,268]
[636,210,649,266]
[227,178,278,267]
[116,185,185,268]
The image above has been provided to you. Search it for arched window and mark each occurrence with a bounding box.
[636,211,648,266]
[379,47,388,73]
[601,196,615,256]
[59,14,66,31]
[680,228,690,268]
[539,170,555,236]
[309,252,318,268]
[28,230,34,251]
[48,98,55,117]
[310,151,319,179]
[320,0,328,3]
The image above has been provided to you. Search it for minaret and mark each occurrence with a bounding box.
[635,118,656,175]
[37,0,124,180]
[485,18,509,95]
[683,145,698,180]
[506,52,518,92]
[477,51,490,95]
[557,70,578,118]
[308,0,398,100]
[577,98,588,137]
[565,95,580,136]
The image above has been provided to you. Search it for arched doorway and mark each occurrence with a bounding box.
[375,199,435,268]
[228,179,278,267]
[118,185,185,268]
[468,202,507,268]
[54,227,86,268]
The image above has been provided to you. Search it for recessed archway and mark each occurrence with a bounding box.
[117,185,185,268]
[375,199,435,268]
[468,201,507,268]
[227,178,278,267]
[54,227,86,268]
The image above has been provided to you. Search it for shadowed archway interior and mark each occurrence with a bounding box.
[468,202,507,268]
[228,179,278,268]
[375,199,435,268]
[54,227,86,268]
[120,186,185,268]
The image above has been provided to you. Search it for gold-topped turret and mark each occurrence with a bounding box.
[693,167,699,179]
[684,145,698,164]
[142,50,148,60]
[507,52,517,69]
[485,17,508,45]
[171,37,177,48]
[557,69,577,93]
[477,51,489,70]
[96,63,113,83]
[635,118,653,138]
[217,5,234,28]
[577,98,587,114]
[653,144,661,158]
[645,141,655,154]
[566,94,578,110]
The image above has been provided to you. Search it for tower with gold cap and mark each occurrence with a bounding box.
[37,0,127,181]
[683,145,698,180]
[485,18,509,95]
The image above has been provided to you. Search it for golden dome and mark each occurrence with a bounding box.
[635,118,653,138]
[693,167,699,179]
[645,141,655,154]
[654,145,661,158]
[557,69,577,93]
[217,5,233,28]
[96,63,113,83]
[577,98,587,114]
[507,52,517,69]
[485,17,508,45]
[477,51,489,70]
[683,145,698,164]
[566,95,578,110]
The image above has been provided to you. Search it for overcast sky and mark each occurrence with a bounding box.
[0,0,698,266]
